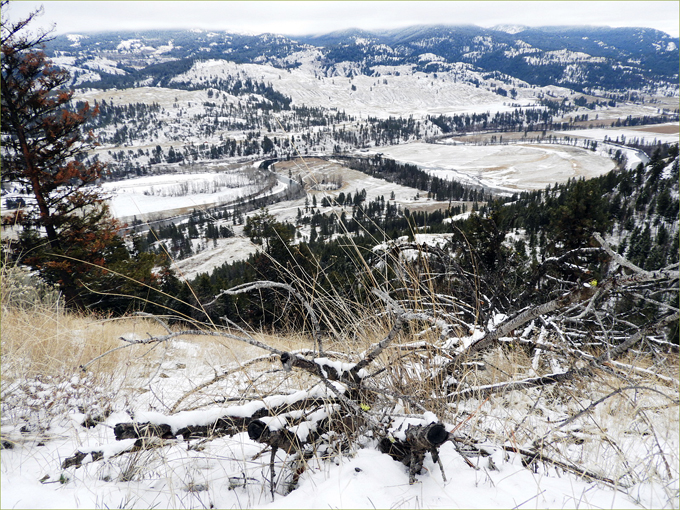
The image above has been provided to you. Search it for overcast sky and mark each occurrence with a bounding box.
[6,1,680,38]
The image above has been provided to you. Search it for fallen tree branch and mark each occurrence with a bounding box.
[593,233,679,281]
[501,444,620,488]
[445,313,678,401]
[436,255,678,382]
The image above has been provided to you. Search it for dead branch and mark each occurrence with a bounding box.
[436,253,678,382]
[446,312,678,401]
[209,280,322,355]
[593,233,679,281]
[169,349,343,414]
[349,289,405,379]
[500,444,619,488]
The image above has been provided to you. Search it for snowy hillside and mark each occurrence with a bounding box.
[2,17,679,510]
[45,24,679,94]
[169,58,537,119]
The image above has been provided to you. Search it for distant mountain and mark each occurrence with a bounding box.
[44,24,679,93]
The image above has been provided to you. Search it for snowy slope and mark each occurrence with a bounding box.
[169,58,540,119]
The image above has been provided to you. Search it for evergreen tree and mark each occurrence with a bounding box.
[1,3,162,309]
[548,179,610,251]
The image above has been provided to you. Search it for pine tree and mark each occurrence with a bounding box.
[0,3,153,308]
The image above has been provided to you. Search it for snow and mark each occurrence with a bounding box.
[525,49,607,65]
[101,172,267,219]
[81,438,139,459]
[313,357,369,379]
[378,142,616,191]
[492,25,528,35]
[172,235,259,280]
[264,158,452,224]
[116,39,156,53]
[170,58,540,119]
[82,57,126,76]
[136,408,234,433]
[3,25,679,509]
[2,428,666,509]
[265,444,652,509]
[2,315,677,509]
[373,233,455,256]
[555,124,680,145]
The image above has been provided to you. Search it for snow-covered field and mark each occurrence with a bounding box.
[565,100,679,123]
[377,142,617,191]
[556,122,680,145]
[102,169,282,221]
[77,86,228,115]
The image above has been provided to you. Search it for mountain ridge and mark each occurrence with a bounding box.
[45,24,679,93]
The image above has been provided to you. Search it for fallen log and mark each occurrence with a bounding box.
[112,396,339,441]
[378,422,449,484]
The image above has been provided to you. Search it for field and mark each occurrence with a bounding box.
[102,167,277,222]
[377,142,617,191]
[555,122,680,145]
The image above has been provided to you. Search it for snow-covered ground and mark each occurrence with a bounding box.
[565,100,679,123]
[1,431,663,509]
[101,169,284,222]
[172,234,259,280]
[170,58,541,119]
[555,123,680,145]
[76,86,229,113]
[2,329,676,510]
[377,142,616,191]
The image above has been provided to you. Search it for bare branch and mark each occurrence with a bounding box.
[209,280,322,354]
[349,289,405,379]
[446,312,678,401]
[593,233,679,280]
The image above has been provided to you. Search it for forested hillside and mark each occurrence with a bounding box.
[46,25,679,93]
